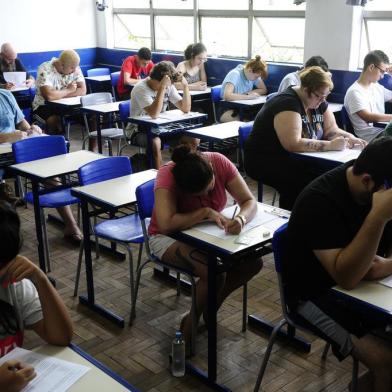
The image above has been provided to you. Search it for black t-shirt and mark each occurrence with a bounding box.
[287,161,392,301]
[245,87,328,158]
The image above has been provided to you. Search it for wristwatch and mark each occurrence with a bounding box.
[236,214,247,228]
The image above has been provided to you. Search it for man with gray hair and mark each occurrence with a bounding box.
[0,43,34,89]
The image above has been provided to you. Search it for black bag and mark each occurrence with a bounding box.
[130,153,150,173]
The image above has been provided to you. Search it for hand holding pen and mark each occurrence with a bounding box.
[225,205,242,235]
[0,360,36,392]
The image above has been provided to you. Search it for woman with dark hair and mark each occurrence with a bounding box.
[149,145,263,352]
[0,201,73,392]
[175,43,208,91]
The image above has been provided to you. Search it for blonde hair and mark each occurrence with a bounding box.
[245,55,268,79]
[299,66,333,92]
[59,49,80,66]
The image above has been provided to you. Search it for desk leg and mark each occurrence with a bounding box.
[32,181,46,273]
[96,113,103,154]
[247,315,311,353]
[78,199,125,327]
[146,127,154,169]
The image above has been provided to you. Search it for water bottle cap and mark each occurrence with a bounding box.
[175,331,182,338]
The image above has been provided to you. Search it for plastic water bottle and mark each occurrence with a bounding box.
[171,331,185,377]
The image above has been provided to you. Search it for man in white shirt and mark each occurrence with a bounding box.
[344,50,392,142]
[130,61,193,169]
[277,56,329,93]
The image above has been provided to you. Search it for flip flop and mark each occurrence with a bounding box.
[64,232,83,245]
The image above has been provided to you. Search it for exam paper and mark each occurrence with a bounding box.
[379,275,392,288]
[0,347,90,392]
[3,71,26,87]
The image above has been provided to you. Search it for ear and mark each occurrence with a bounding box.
[361,173,375,190]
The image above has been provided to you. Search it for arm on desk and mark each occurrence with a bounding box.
[174,77,191,113]
[322,109,367,149]
[225,174,257,235]
[0,255,73,345]
[223,82,258,101]
[143,76,171,119]
[274,111,347,152]
[251,79,267,96]
[314,188,392,289]
[155,188,227,233]
[355,108,392,124]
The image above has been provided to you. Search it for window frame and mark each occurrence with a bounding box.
[112,0,305,62]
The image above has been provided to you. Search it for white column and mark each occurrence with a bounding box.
[304,0,363,71]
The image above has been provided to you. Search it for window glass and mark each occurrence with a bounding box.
[153,0,193,9]
[252,17,305,63]
[113,0,149,8]
[155,16,194,52]
[201,17,248,57]
[364,0,392,10]
[360,20,392,64]
[113,14,151,49]
[253,0,306,10]
[198,0,248,10]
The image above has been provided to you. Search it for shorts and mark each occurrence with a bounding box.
[149,234,177,260]
[294,294,386,361]
[33,105,57,121]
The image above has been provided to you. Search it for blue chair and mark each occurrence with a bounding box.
[211,85,222,123]
[238,123,278,205]
[340,105,355,135]
[253,223,358,391]
[12,136,80,272]
[118,100,136,155]
[132,179,198,352]
[111,71,121,101]
[87,68,110,77]
[266,91,278,101]
[73,157,145,313]
[81,93,124,155]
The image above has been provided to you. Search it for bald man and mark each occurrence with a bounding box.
[0,43,34,90]
[33,49,86,134]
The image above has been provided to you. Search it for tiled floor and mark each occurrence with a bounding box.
[18,128,356,391]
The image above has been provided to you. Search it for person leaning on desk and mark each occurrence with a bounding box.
[219,55,268,123]
[130,61,197,169]
[244,66,366,211]
[287,137,392,391]
[32,49,86,135]
[0,201,73,392]
[149,145,263,354]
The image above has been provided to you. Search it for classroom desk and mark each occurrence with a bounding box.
[183,120,244,151]
[128,109,207,167]
[81,101,124,154]
[45,96,82,134]
[0,142,14,168]
[85,75,112,94]
[172,203,287,391]
[30,344,138,391]
[71,169,157,327]
[9,150,104,273]
[220,96,267,121]
[177,87,211,98]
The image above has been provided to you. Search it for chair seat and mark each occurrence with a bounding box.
[25,188,79,208]
[89,128,124,139]
[94,214,144,243]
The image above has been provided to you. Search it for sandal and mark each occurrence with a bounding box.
[64,232,83,245]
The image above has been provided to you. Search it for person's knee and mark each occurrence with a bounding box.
[152,137,161,151]
[46,115,61,134]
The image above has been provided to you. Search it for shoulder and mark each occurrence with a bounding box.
[12,280,39,303]
[155,162,176,189]
[271,90,302,112]
[207,152,237,174]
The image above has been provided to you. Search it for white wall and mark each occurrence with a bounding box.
[304,0,363,71]
[0,0,97,53]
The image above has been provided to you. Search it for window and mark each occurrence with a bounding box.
[198,0,248,10]
[201,17,248,58]
[153,0,193,9]
[253,17,305,63]
[253,0,306,10]
[155,16,194,52]
[113,0,149,8]
[364,0,392,10]
[113,14,151,49]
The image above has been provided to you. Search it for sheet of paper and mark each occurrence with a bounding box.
[158,110,199,120]
[0,347,90,392]
[191,204,287,239]
[3,71,26,87]
[379,275,392,288]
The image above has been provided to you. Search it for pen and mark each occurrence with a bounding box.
[231,205,238,220]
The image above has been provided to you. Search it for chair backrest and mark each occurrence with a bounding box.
[266,92,278,101]
[78,156,132,186]
[22,108,32,124]
[87,67,110,77]
[238,122,254,150]
[111,71,121,100]
[211,85,222,123]
[340,105,355,134]
[12,135,67,163]
[80,92,113,107]
[119,100,131,123]
[135,179,155,220]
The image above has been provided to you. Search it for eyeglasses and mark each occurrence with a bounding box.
[312,91,330,100]
[196,56,208,63]
[375,64,388,76]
